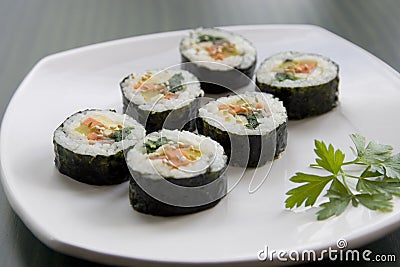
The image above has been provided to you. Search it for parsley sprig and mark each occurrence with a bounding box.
[285,134,400,220]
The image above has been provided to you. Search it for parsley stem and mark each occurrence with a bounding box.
[342,159,359,166]
[310,163,322,168]
[343,173,361,179]
[340,170,354,196]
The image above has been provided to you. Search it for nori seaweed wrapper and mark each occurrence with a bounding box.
[53,129,129,185]
[196,117,287,167]
[257,76,339,120]
[128,167,227,216]
[180,54,256,94]
[120,76,199,133]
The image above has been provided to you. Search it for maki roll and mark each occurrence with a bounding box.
[256,51,339,119]
[126,129,227,216]
[197,92,287,167]
[53,109,145,185]
[120,69,203,132]
[180,28,257,93]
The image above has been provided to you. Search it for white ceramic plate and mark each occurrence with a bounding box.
[1,25,400,266]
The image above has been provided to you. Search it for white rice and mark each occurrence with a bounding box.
[121,70,204,113]
[180,28,256,71]
[256,51,338,87]
[126,129,227,179]
[199,92,287,136]
[54,110,145,156]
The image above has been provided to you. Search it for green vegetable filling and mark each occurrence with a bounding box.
[168,73,185,93]
[145,137,170,154]
[275,72,297,82]
[237,112,260,129]
[197,34,225,44]
[109,127,133,142]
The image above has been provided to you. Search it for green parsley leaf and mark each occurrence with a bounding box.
[145,137,169,154]
[317,197,351,220]
[317,179,352,220]
[355,193,393,212]
[350,133,366,156]
[350,133,392,165]
[314,140,345,175]
[327,178,349,198]
[285,173,334,208]
[360,169,382,178]
[383,153,400,178]
[357,178,400,198]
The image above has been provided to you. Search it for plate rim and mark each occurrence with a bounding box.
[1,24,400,266]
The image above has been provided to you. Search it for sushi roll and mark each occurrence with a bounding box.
[180,28,257,93]
[197,92,287,167]
[120,69,204,133]
[126,129,227,216]
[256,51,339,119]
[53,109,145,185]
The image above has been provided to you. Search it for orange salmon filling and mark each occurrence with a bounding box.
[280,60,318,75]
[75,117,123,141]
[207,40,240,60]
[132,72,184,100]
[218,102,264,115]
[149,143,201,168]
[134,82,177,100]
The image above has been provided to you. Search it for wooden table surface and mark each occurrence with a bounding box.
[1,0,399,266]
